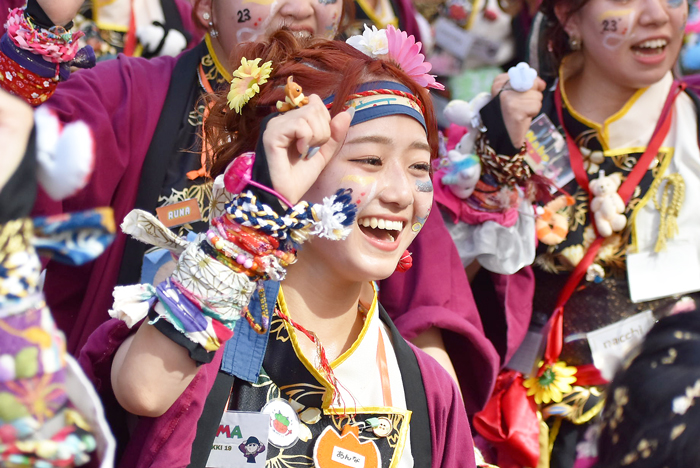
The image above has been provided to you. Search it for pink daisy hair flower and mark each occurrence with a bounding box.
[385,25,444,91]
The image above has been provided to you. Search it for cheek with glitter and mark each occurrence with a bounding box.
[668,0,684,8]
[597,9,635,49]
[415,179,433,193]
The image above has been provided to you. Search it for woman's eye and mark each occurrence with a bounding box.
[352,157,382,166]
[411,162,431,173]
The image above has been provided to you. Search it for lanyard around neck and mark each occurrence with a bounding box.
[541,80,685,370]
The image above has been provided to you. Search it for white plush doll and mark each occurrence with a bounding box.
[441,92,492,199]
[589,171,627,237]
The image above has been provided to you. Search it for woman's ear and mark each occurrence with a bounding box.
[554,3,580,37]
[194,0,214,31]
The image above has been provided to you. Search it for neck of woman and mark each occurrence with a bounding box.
[281,257,370,363]
[564,59,639,125]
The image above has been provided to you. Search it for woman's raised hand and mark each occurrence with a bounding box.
[492,73,546,149]
[263,95,354,205]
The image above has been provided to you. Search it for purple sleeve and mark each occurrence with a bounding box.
[412,345,477,468]
[490,268,535,365]
[31,54,177,353]
[379,199,500,414]
[79,319,224,468]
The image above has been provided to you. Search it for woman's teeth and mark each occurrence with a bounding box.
[359,218,404,231]
[633,39,668,54]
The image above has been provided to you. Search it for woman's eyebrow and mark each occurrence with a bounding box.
[344,135,393,146]
[345,135,431,152]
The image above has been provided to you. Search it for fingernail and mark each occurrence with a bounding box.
[345,106,356,120]
[300,146,309,159]
[307,146,320,159]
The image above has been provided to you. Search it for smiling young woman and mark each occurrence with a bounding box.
[81,29,476,468]
[438,0,700,465]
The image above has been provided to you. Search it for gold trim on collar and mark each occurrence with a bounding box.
[204,33,233,82]
[277,282,380,408]
[354,0,399,29]
[558,59,647,151]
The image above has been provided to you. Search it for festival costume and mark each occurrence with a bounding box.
[0,105,117,467]
[80,287,474,468]
[0,4,501,418]
[437,55,700,467]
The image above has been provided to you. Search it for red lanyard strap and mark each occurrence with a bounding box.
[542,81,685,368]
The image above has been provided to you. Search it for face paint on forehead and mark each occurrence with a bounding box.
[597,8,636,49]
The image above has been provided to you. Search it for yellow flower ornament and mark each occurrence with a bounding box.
[523,361,577,404]
[227,58,273,114]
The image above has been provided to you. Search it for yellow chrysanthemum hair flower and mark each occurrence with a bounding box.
[523,361,577,405]
[227,57,273,114]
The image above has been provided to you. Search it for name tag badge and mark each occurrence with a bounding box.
[626,242,700,303]
[314,426,380,468]
[524,114,573,189]
[586,311,656,381]
[206,411,270,468]
[155,198,202,228]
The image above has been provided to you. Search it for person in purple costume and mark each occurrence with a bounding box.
[1,0,502,416]
[81,30,478,468]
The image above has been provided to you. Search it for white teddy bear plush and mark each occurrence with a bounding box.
[441,92,492,199]
[589,171,627,237]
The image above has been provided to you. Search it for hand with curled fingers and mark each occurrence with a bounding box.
[263,94,354,205]
[491,72,546,150]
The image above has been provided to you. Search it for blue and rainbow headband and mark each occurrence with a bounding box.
[324,81,427,133]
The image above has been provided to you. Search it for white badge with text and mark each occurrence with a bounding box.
[626,242,700,303]
[586,311,656,381]
[206,411,270,468]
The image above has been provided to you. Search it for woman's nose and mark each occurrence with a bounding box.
[277,0,314,21]
[377,164,414,209]
[638,0,673,26]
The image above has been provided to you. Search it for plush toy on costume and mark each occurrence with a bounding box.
[276,76,309,112]
[440,92,491,199]
[589,170,627,237]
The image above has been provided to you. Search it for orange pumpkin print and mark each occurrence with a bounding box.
[313,425,381,468]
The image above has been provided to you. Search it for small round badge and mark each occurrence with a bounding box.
[262,399,301,448]
[372,417,392,438]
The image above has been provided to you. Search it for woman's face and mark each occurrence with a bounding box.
[205,0,342,58]
[564,0,687,89]
[299,115,434,282]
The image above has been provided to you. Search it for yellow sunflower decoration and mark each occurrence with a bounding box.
[523,361,577,404]
[227,58,273,114]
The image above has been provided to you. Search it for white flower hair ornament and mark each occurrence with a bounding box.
[346,25,444,91]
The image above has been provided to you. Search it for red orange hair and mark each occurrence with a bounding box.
[205,29,438,178]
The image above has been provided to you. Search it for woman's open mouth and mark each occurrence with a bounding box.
[358,217,403,243]
[632,38,668,56]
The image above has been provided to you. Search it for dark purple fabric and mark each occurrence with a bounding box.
[411,343,478,468]
[80,318,476,468]
[174,0,206,48]
[379,199,500,415]
[31,54,179,354]
[79,318,224,468]
[394,0,421,43]
[491,267,535,365]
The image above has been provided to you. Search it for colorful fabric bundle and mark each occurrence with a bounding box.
[0,8,95,105]
[110,172,357,352]
[0,215,115,468]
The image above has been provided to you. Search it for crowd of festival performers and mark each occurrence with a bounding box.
[2,0,700,466]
